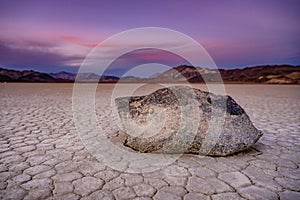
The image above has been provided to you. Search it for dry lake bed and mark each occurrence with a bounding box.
[0,83,299,200]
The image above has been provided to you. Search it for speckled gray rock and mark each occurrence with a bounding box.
[115,86,262,156]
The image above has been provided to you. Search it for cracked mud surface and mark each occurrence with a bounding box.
[0,83,299,200]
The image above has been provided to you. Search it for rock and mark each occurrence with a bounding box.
[115,86,262,156]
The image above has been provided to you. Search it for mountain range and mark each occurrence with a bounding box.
[0,65,299,84]
[0,68,119,83]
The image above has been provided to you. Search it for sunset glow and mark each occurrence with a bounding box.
[0,0,299,75]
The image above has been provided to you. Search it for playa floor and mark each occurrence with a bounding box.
[0,83,299,200]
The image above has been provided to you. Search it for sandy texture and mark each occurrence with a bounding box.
[0,83,299,200]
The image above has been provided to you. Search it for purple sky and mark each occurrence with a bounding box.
[0,0,299,76]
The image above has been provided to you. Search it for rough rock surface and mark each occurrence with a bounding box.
[115,86,262,156]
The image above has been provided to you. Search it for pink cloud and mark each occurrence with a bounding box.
[124,48,189,63]
[51,34,98,47]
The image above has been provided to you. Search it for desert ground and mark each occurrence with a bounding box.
[0,83,299,200]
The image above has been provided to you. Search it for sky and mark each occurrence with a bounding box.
[0,0,299,76]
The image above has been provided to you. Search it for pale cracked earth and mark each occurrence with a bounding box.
[0,83,299,200]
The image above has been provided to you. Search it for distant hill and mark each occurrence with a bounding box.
[146,65,300,84]
[0,68,57,82]
[219,65,300,84]
[0,65,299,84]
[0,68,119,83]
[50,71,76,81]
[149,65,217,83]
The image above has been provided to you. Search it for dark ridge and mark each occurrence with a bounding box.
[0,65,299,84]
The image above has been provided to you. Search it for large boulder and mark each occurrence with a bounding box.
[115,86,262,156]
